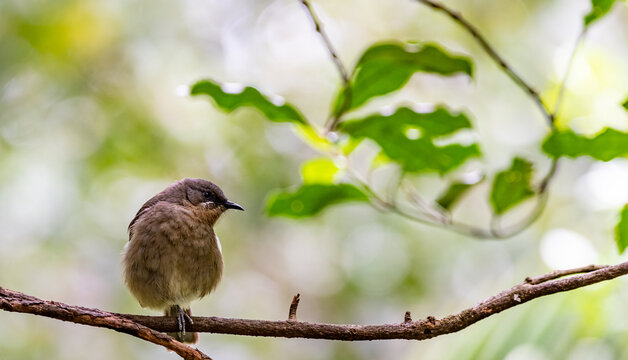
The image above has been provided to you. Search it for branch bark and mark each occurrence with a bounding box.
[0,287,211,360]
[2,261,627,350]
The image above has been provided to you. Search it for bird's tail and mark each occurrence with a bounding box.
[165,305,198,344]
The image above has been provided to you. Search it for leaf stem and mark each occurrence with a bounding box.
[298,0,352,131]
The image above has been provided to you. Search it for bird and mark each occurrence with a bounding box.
[122,178,244,343]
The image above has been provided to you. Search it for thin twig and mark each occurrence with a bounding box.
[407,0,575,238]
[401,180,450,224]
[288,294,301,321]
[525,264,608,285]
[0,287,211,360]
[300,0,573,239]
[553,31,586,122]
[348,167,494,238]
[415,0,554,128]
[298,0,353,131]
[404,311,413,324]
[3,261,627,341]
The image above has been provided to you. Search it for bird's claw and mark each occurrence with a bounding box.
[175,305,194,339]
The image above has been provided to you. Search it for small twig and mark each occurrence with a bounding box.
[525,264,608,285]
[0,287,211,360]
[415,0,554,127]
[397,0,575,238]
[298,0,353,131]
[401,180,450,224]
[345,165,494,238]
[288,294,301,321]
[4,262,625,342]
[553,31,586,122]
[404,311,413,324]
[300,0,574,240]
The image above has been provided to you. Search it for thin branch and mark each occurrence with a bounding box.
[380,1,574,239]
[3,262,628,342]
[298,0,352,131]
[525,264,607,285]
[345,165,495,238]
[552,31,586,122]
[0,287,211,360]
[288,293,301,321]
[415,0,554,128]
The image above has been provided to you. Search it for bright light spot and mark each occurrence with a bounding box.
[553,43,573,76]
[568,338,615,360]
[270,94,285,106]
[220,82,245,94]
[433,129,476,146]
[405,127,421,140]
[540,229,598,270]
[332,155,347,168]
[326,131,339,143]
[404,43,420,53]
[553,43,591,84]
[575,160,628,211]
[174,85,189,97]
[461,170,483,184]
[411,103,435,114]
[379,105,396,116]
[505,344,548,360]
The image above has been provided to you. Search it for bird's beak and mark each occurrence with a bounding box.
[224,200,244,211]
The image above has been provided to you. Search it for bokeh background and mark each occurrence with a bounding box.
[2,0,628,359]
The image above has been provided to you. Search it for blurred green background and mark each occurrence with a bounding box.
[1,0,628,359]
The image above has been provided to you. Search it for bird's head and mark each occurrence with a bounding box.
[128,178,243,236]
[176,178,243,226]
[181,178,244,213]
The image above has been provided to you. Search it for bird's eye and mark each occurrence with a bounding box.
[203,191,213,200]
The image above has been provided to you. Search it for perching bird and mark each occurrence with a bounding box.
[123,178,243,343]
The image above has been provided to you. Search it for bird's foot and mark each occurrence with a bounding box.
[174,305,194,338]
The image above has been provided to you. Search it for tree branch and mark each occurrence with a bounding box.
[0,287,211,360]
[298,0,353,131]
[415,0,555,128]
[3,261,628,345]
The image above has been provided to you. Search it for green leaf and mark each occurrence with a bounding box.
[542,128,628,161]
[436,176,483,210]
[615,204,628,254]
[266,184,368,218]
[339,107,480,174]
[490,158,535,215]
[301,158,339,184]
[622,97,628,111]
[190,79,306,124]
[334,42,473,113]
[584,0,617,27]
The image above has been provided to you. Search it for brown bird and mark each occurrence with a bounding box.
[123,178,243,343]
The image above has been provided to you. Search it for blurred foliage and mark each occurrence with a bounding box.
[490,158,535,215]
[340,107,480,174]
[333,42,473,113]
[543,128,628,161]
[300,158,340,184]
[436,180,478,210]
[615,205,628,253]
[584,0,618,26]
[191,80,307,124]
[2,0,628,359]
[266,184,368,218]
